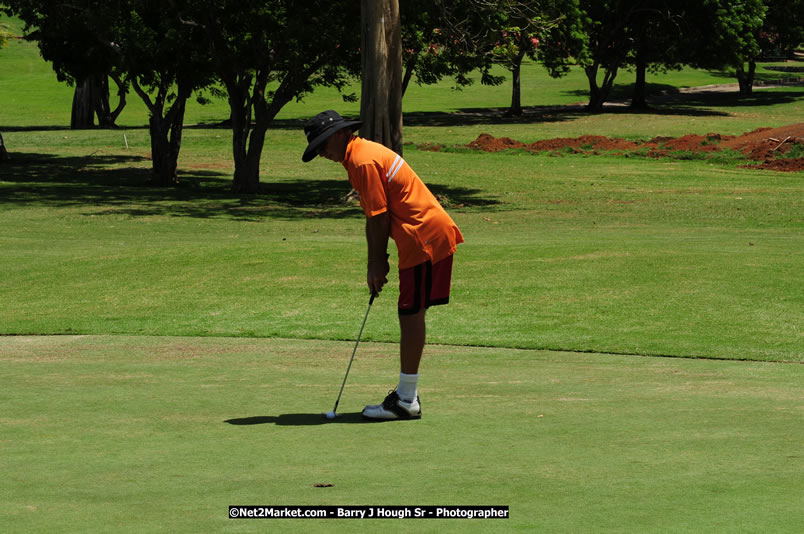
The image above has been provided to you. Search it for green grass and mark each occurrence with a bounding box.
[2,146,801,361]
[2,335,802,533]
[1,13,803,532]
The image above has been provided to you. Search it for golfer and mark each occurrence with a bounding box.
[302,110,463,420]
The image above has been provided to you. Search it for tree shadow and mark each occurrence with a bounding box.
[0,125,75,132]
[560,82,802,115]
[0,151,499,220]
[0,124,150,132]
[224,413,391,426]
[705,66,804,83]
[654,89,804,109]
[402,105,589,127]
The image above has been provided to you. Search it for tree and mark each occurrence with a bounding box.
[623,2,685,109]
[759,0,804,59]
[547,0,690,111]
[114,1,215,185]
[682,0,766,95]
[397,1,488,98]
[193,0,361,193]
[4,1,127,128]
[570,0,649,112]
[395,1,585,116]
[399,5,453,98]
[5,1,212,183]
[685,0,804,95]
[361,0,403,154]
[485,0,570,116]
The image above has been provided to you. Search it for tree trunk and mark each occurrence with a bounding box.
[227,70,289,194]
[71,77,96,129]
[631,49,648,109]
[736,60,756,95]
[401,51,418,98]
[95,74,127,128]
[148,95,187,186]
[237,122,268,194]
[585,65,604,112]
[130,77,189,186]
[72,74,126,129]
[360,0,403,155]
[93,74,112,128]
[585,63,618,112]
[506,48,526,117]
[227,75,254,193]
[107,74,128,126]
[228,74,266,194]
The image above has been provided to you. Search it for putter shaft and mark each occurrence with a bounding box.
[332,292,376,413]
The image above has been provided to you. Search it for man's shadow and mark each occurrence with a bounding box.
[224,413,386,426]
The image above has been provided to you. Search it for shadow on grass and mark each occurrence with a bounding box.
[0,124,151,132]
[560,84,802,115]
[0,152,499,220]
[654,88,804,109]
[224,413,391,425]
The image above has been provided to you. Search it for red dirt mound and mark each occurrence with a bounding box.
[467,133,525,151]
[461,123,804,172]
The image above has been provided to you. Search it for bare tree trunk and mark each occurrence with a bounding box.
[226,75,255,193]
[631,50,648,109]
[401,51,418,98]
[505,47,526,117]
[71,74,127,129]
[226,69,295,194]
[132,79,188,186]
[95,74,128,128]
[148,104,184,186]
[71,77,96,129]
[736,60,756,95]
[106,73,128,126]
[360,0,403,155]
[585,63,619,112]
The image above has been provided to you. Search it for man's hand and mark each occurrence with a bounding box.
[367,256,390,295]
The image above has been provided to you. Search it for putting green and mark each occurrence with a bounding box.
[2,335,801,533]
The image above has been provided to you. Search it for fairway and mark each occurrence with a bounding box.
[1,335,802,533]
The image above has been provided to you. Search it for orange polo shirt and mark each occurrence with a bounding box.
[342,136,464,270]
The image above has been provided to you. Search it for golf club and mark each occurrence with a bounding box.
[324,291,376,419]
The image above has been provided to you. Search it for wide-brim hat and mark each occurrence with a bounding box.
[302,110,362,162]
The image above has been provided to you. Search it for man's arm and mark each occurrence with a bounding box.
[366,211,391,294]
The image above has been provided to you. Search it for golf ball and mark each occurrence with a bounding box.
[326,411,336,420]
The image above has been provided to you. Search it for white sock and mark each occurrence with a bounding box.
[397,372,418,402]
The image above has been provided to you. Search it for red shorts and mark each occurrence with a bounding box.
[398,255,454,315]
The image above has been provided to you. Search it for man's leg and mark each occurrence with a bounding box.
[363,255,455,420]
[399,309,426,374]
[396,308,425,404]
[361,310,424,420]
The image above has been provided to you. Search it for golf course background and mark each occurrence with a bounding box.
[1,13,803,533]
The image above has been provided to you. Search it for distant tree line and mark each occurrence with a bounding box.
[2,0,802,186]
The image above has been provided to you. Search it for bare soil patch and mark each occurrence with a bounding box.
[452,123,804,172]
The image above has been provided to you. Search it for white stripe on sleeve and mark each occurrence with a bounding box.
[386,155,405,182]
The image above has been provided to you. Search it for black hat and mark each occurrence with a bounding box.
[302,110,362,162]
